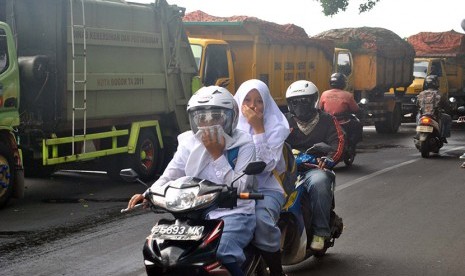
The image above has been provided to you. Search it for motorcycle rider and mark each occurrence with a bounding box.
[234,79,289,276]
[416,74,451,143]
[127,86,256,276]
[284,80,345,251]
[319,73,363,146]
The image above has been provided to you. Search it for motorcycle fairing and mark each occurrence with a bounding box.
[143,218,224,274]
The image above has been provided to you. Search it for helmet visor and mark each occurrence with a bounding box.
[189,108,233,135]
[288,95,318,121]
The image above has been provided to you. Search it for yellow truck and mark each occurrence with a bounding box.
[397,31,465,117]
[316,27,415,133]
[183,11,335,109]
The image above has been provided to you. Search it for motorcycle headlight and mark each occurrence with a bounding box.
[151,186,218,212]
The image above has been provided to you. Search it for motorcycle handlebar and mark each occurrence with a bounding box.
[120,202,146,213]
[239,193,264,200]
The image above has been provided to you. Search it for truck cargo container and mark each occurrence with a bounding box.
[0,0,198,206]
[316,27,415,133]
[183,11,335,109]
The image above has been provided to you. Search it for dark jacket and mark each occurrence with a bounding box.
[285,110,345,164]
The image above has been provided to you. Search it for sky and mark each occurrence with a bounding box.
[130,0,465,39]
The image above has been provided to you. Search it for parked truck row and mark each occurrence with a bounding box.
[184,12,415,134]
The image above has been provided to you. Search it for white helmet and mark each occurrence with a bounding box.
[187,86,238,136]
[286,80,319,121]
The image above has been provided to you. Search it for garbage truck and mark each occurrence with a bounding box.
[315,27,416,133]
[0,0,198,206]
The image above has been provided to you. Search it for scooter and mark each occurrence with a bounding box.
[414,114,443,158]
[278,144,343,265]
[120,161,267,275]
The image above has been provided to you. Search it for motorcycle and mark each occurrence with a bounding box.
[120,161,268,275]
[278,144,343,264]
[335,112,363,166]
[414,114,443,158]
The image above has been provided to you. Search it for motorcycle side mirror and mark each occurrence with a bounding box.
[457,106,465,115]
[230,161,266,188]
[243,161,266,175]
[119,168,149,188]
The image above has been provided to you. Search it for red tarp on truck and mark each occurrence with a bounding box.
[183,10,334,56]
[407,30,465,58]
[314,27,415,59]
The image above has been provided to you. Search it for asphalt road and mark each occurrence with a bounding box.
[1,123,465,275]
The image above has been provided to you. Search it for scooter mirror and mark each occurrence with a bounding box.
[119,168,139,183]
[457,106,465,115]
[243,161,266,175]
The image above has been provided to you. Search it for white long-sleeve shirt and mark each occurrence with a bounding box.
[253,133,285,194]
[149,129,256,219]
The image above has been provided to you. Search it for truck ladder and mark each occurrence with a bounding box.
[69,0,88,155]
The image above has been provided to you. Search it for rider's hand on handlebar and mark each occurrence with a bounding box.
[127,193,146,209]
[317,156,335,170]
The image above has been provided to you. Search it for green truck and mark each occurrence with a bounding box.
[0,0,198,206]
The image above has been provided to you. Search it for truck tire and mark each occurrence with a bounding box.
[130,129,162,181]
[0,143,15,208]
[375,104,401,134]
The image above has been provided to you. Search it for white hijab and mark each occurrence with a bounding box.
[234,79,290,148]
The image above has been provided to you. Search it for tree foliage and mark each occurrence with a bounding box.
[317,0,380,16]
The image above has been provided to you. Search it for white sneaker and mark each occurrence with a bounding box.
[460,153,465,159]
[310,235,325,251]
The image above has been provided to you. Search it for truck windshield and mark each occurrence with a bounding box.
[190,44,202,71]
[0,29,8,74]
[413,61,429,79]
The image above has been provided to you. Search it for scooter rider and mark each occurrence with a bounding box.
[127,86,256,276]
[284,80,345,251]
[319,73,363,145]
[416,74,451,142]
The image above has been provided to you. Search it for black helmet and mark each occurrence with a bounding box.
[424,74,439,90]
[329,73,347,89]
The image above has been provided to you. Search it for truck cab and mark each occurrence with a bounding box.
[188,37,235,93]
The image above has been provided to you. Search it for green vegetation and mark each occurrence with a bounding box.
[317,0,380,16]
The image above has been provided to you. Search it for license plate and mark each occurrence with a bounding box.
[416,126,433,133]
[151,224,204,240]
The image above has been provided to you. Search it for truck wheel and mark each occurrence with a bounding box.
[130,130,162,181]
[0,144,15,208]
[375,104,401,134]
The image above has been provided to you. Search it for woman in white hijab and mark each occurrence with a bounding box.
[234,79,290,276]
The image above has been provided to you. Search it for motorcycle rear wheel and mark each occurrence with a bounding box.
[419,141,430,158]
[343,146,356,166]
